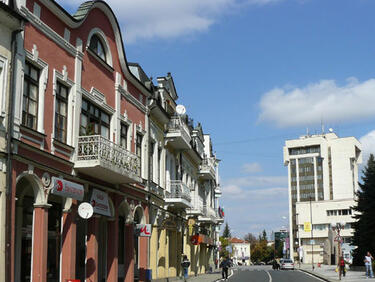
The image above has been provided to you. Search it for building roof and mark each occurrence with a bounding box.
[230,237,249,244]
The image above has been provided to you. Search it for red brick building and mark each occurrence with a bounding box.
[7,1,152,281]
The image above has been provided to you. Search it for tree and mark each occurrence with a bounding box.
[352,154,375,265]
[222,222,231,238]
[244,233,257,245]
[219,237,230,258]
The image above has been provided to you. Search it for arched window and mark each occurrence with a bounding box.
[89,34,106,61]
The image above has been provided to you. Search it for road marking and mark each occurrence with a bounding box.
[265,270,272,282]
[215,269,234,282]
[296,270,325,281]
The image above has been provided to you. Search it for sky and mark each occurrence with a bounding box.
[59,0,375,239]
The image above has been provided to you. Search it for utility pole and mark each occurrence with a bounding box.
[310,197,314,270]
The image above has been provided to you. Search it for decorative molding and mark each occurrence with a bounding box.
[20,6,84,59]
[117,84,146,113]
[81,87,115,114]
[86,27,113,67]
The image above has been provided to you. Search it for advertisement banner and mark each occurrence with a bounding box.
[51,177,84,201]
[304,222,312,232]
[90,188,111,217]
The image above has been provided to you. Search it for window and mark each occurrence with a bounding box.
[80,99,110,139]
[22,62,39,129]
[136,133,142,176]
[120,123,128,149]
[55,82,68,142]
[149,141,155,182]
[89,34,106,61]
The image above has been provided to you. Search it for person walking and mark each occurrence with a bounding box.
[338,256,346,280]
[220,257,231,280]
[364,251,374,278]
[181,255,191,281]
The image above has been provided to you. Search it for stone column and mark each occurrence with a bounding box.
[32,204,50,282]
[60,206,76,281]
[124,224,134,282]
[86,215,100,282]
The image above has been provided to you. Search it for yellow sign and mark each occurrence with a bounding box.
[304,222,312,232]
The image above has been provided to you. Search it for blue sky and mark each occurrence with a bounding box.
[60,0,375,238]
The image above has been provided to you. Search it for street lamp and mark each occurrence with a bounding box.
[331,222,345,264]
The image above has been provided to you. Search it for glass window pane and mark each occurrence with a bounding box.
[25,63,29,75]
[101,113,109,123]
[29,84,38,100]
[60,85,67,99]
[23,81,28,96]
[94,108,99,117]
[28,101,37,116]
[60,102,67,116]
[82,100,88,111]
[30,67,38,81]
[80,114,87,127]
[23,96,27,111]
[101,125,109,139]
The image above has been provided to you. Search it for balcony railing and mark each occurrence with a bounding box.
[188,196,204,215]
[75,135,141,183]
[200,204,217,222]
[166,180,191,202]
[165,116,191,149]
[199,157,216,180]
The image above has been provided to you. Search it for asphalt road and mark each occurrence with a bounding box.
[218,265,323,282]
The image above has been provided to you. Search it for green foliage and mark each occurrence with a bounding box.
[244,233,257,245]
[219,237,230,258]
[251,239,274,263]
[222,222,231,238]
[352,154,375,265]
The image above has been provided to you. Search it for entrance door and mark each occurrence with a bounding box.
[20,196,34,282]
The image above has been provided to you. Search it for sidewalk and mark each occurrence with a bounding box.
[299,264,372,281]
[152,270,222,282]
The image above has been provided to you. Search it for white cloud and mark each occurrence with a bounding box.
[220,175,288,236]
[258,77,375,128]
[359,130,375,164]
[59,0,280,43]
[242,162,262,173]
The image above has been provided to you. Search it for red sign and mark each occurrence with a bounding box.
[51,177,84,201]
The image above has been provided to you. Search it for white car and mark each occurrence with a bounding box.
[280,259,294,270]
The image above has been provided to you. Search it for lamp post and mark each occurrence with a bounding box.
[309,197,314,271]
[331,222,345,264]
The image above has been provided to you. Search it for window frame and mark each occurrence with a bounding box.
[22,61,40,130]
[80,98,110,139]
[54,81,69,143]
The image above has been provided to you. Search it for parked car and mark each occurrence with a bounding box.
[280,259,294,270]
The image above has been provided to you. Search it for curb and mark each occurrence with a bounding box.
[298,268,338,282]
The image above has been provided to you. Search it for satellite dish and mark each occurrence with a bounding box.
[329,128,334,133]
[176,104,186,115]
[78,202,94,219]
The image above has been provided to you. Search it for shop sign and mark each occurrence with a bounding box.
[51,177,84,201]
[90,189,111,217]
[304,222,312,232]
[191,234,200,245]
[136,224,151,237]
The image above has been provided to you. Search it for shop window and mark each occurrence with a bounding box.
[54,82,68,142]
[80,99,110,139]
[47,201,62,281]
[89,34,106,61]
[22,61,39,130]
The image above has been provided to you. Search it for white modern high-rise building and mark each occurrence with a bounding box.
[283,132,362,265]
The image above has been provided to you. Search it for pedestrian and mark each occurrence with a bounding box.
[220,256,231,280]
[364,251,374,278]
[215,258,218,269]
[338,256,346,280]
[181,255,190,281]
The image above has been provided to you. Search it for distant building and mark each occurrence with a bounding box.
[230,238,251,265]
[284,132,361,264]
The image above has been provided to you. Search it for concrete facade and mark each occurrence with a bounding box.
[283,132,361,265]
[230,238,251,266]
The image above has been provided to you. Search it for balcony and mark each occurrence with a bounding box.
[149,182,165,198]
[165,116,191,150]
[198,204,217,223]
[75,135,141,184]
[199,158,216,180]
[165,180,192,208]
[187,196,204,216]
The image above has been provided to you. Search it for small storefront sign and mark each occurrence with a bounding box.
[190,234,214,246]
[90,188,111,217]
[136,224,151,237]
[51,177,84,201]
[304,222,312,232]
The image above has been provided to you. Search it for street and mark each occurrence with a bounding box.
[220,266,323,282]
